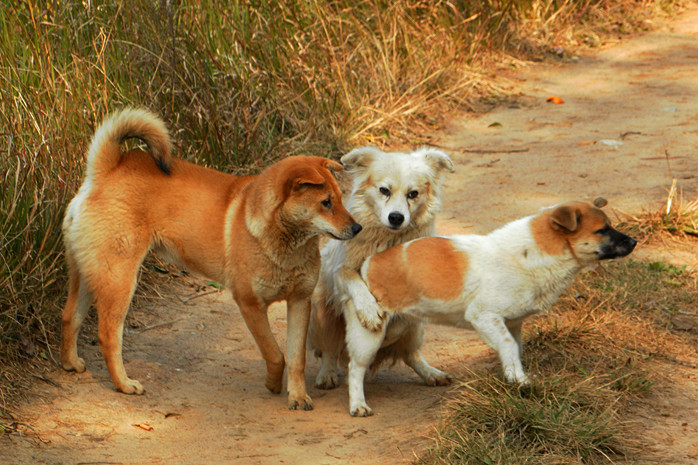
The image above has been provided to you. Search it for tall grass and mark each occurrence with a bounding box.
[0,0,675,414]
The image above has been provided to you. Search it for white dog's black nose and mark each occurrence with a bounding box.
[388,212,404,227]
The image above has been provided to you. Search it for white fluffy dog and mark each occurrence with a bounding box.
[307,146,454,391]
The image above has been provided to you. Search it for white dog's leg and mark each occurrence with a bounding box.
[405,350,454,386]
[315,349,340,389]
[344,301,387,416]
[467,309,529,384]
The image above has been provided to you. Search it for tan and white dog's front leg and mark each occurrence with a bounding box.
[338,267,387,332]
[344,300,388,416]
[467,307,529,385]
[286,296,314,410]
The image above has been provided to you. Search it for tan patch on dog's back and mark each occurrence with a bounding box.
[366,237,467,312]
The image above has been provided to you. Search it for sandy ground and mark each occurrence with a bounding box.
[4,6,698,465]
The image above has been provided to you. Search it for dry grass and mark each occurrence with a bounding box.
[619,179,698,241]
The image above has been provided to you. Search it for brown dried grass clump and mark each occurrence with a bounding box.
[618,179,698,241]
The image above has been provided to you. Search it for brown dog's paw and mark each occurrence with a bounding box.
[62,356,86,373]
[118,378,144,395]
[288,394,313,411]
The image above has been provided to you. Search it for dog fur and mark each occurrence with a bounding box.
[343,198,636,416]
[60,108,361,410]
[307,146,455,391]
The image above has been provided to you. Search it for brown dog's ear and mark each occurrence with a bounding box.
[283,166,326,196]
[322,159,344,172]
[341,146,382,171]
[550,205,582,232]
[593,197,608,208]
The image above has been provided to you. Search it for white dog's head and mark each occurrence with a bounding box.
[340,146,454,232]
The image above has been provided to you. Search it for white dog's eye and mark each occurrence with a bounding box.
[379,187,390,197]
[407,190,418,200]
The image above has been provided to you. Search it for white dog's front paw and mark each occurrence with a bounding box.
[355,303,387,332]
[350,403,374,417]
[423,368,454,387]
[315,371,340,390]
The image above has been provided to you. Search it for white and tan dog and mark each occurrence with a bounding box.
[343,198,636,416]
[60,108,361,410]
[308,146,455,390]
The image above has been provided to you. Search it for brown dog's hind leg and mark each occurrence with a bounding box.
[60,258,92,373]
[93,255,145,395]
[238,301,286,397]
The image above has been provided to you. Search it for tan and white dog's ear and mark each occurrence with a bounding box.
[550,205,582,232]
[593,197,608,208]
[420,148,455,174]
[341,146,383,171]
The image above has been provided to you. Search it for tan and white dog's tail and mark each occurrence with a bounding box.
[86,107,172,179]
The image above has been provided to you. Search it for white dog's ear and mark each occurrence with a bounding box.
[420,148,455,173]
[341,146,383,171]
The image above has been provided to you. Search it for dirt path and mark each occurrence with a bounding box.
[4,7,698,465]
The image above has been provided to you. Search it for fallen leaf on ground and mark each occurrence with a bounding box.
[546,96,565,104]
[133,423,154,432]
[578,141,596,146]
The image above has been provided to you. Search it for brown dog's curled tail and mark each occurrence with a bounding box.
[85,107,172,179]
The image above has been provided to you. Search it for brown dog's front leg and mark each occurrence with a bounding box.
[285,296,313,410]
[238,301,286,395]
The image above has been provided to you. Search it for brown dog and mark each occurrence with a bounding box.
[60,108,361,410]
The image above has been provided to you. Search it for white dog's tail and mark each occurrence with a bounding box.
[85,107,172,180]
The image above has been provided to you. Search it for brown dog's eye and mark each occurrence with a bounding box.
[594,225,611,235]
[407,190,418,200]
[379,187,390,197]
[321,198,332,209]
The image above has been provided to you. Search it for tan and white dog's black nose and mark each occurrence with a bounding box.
[599,228,636,259]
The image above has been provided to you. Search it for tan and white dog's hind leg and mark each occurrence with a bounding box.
[466,305,529,384]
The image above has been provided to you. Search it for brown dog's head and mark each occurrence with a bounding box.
[271,156,361,241]
[532,197,636,264]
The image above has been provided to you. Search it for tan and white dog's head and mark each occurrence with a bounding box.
[531,197,637,265]
[340,147,454,232]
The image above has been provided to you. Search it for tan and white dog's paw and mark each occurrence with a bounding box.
[355,303,387,332]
